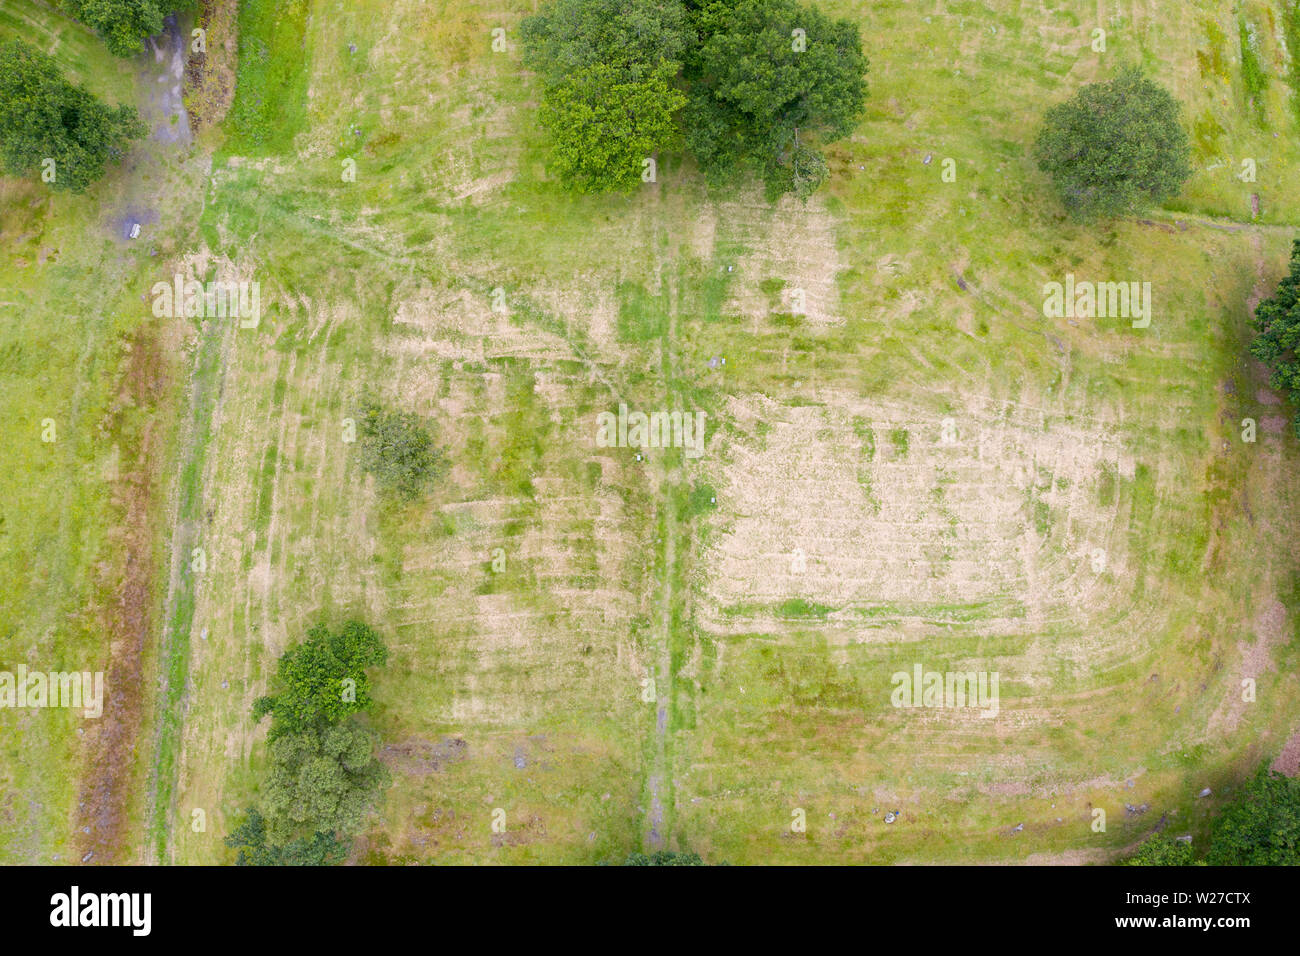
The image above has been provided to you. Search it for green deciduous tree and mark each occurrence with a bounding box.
[1251,238,1300,436]
[522,0,690,193]
[684,0,867,200]
[1123,833,1199,866]
[521,0,689,77]
[356,399,445,502]
[223,807,350,866]
[262,721,391,845]
[538,60,685,193]
[1034,67,1192,221]
[60,0,175,58]
[0,39,145,192]
[253,621,388,738]
[1205,767,1300,865]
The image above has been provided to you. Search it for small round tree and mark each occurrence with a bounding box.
[1034,67,1192,221]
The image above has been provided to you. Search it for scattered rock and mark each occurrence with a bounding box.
[1197,787,1212,798]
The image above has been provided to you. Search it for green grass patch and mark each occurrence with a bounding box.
[226,0,312,153]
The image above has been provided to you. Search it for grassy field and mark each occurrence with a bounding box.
[0,1,206,863]
[5,0,1300,865]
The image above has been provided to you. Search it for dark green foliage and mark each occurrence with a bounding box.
[223,807,350,866]
[536,60,685,193]
[1123,766,1300,866]
[253,621,388,738]
[522,0,690,192]
[521,0,867,199]
[1123,833,1198,866]
[1033,67,1192,221]
[232,622,391,859]
[521,0,690,76]
[0,39,145,192]
[1251,238,1300,436]
[684,0,867,200]
[625,850,706,865]
[262,721,392,845]
[356,399,445,501]
[60,0,179,58]
[1205,767,1300,865]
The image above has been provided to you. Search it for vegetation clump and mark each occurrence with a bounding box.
[356,399,446,502]
[522,0,868,199]
[0,39,145,192]
[1034,67,1191,221]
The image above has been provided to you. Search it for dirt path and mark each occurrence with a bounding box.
[73,13,200,865]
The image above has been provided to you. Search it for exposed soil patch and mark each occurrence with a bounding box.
[183,0,239,133]
[73,321,171,864]
[1272,728,1300,777]
[380,737,468,776]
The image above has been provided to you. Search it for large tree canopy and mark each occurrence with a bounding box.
[684,0,868,199]
[232,622,391,859]
[253,621,388,738]
[522,0,690,193]
[223,807,351,866]
[1251,238,1300,436]
[0,39,145,192]
[261,721,391,845]
[1034,67,1191,221]
[537,60,685,193]
[1205,767,1300,866]
[1124,766,1300,865]
[60,0,175,58]
[521,0,690,75]
[521,0,867,199]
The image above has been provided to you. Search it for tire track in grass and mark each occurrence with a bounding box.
[644,192,683,852]
[147,313,233,862]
